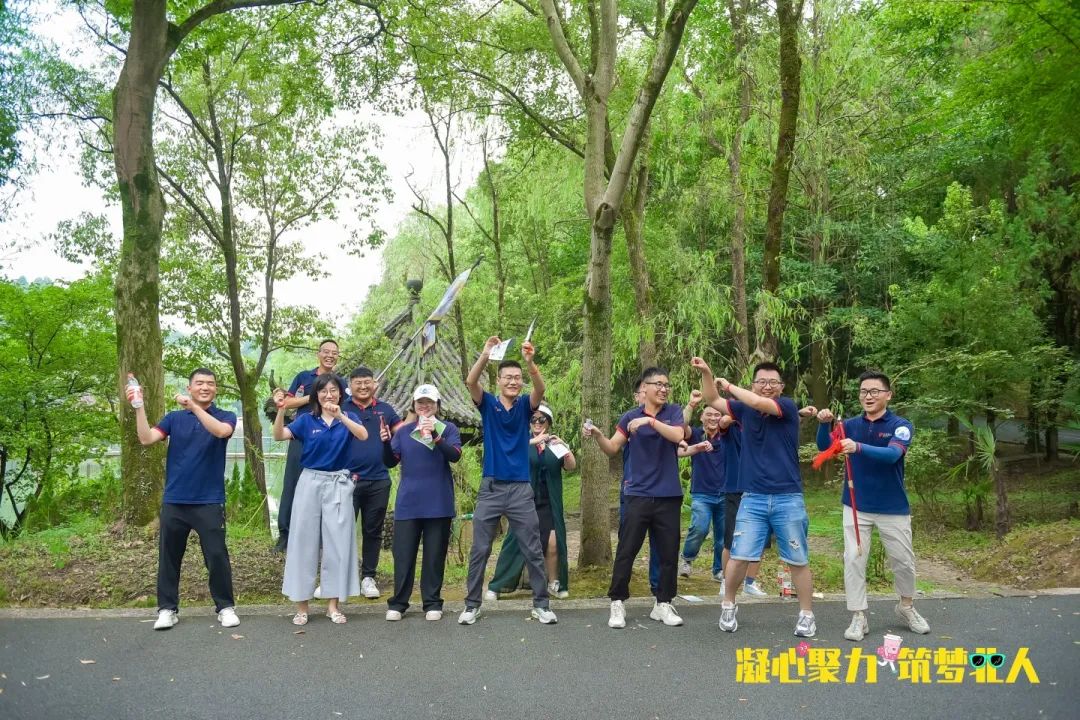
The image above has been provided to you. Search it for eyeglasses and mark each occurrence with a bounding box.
[500,375,524,383]
[858,388,888,398]
[752,379,783,388]
[968,653,1006,669]
[530,417,549,424]
[644,381,672,390]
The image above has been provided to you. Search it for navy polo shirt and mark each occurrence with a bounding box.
[476,391,531,481]
[343,397,402,480]
[391,420,461,520]
[287,368,325,417]
[722,422,743,493]
[728,396,802,494]
[688,426,727,496]
[155,405,236,505]
[286,410,359,471]
[837,410,913,515]
[617,403,686,498]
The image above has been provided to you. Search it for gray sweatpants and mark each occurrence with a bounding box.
[843,505,917,611]
[282,468,361,602]
[465,479,550,609]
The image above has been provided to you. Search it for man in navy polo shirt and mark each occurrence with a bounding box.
[813,370,930,641]
[677,399,734,581]
[617,379,661,595]
[586,367,690,629]
[460,336,556,626]
[692,357,817,637]
[273,339,339,552]
[344,365,403,599]
[127,368,239,631]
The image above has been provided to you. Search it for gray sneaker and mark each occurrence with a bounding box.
[895,603,930,634]
[457,607,480,625]
[742,579,768,597]
[531,607,558,625]
[678,557,692,577]
[844,612,869,641]
[794,611,817,638]
[718,602,738,632]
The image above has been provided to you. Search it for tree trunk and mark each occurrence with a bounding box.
[758,0,804,361]
[578,219,617,568]
[621,162,657,367]
[726,0,751,369]
[239,380,271,529]
[113,0,170,526]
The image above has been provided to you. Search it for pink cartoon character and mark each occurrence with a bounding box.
[876,633,903,673]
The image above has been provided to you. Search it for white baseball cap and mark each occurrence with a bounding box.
[413,384,441,402]
[536,404,554,423]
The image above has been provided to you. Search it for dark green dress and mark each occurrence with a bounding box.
[488,443,571,593]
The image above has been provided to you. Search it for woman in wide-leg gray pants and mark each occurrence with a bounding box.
[272,373,368,626]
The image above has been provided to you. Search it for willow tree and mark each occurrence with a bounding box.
[109,0,385,525]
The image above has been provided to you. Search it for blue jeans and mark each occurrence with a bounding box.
[620,490,660,592]
[682,493,725,575]
[730,492,810,566]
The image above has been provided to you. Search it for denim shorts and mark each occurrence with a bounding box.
[729,492,810,566]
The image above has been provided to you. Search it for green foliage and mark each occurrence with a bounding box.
[226,463,266,530]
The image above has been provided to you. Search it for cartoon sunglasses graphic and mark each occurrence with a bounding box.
[968,652,1007,669]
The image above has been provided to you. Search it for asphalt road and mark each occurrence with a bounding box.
[1,595,1077,720]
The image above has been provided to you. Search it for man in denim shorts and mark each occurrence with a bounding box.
[691,357,817,637]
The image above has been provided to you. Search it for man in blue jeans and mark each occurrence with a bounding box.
[692,357,817,638]
[677,397,733,581]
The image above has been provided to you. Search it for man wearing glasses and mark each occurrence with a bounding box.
[460,336,557,626]
[813,370,930,641]
[343,366,403,599]
[691,358,817,637]
[273,339,340,552]
[585,367,691,629]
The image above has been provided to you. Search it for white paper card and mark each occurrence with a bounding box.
[488,338,513,362]
[677,594,704,603]
[548,442,570,460]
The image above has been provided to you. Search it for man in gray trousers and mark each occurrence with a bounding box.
[459,336,557,626]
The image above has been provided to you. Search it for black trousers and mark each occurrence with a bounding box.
[157,503,235,612]
[388,517,452,612]
[608,495,681,603]
[352,479,392,578]
[276,438,303,539]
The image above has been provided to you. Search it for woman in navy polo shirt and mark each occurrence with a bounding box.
[381,383,462,621]
[272,373,368,626]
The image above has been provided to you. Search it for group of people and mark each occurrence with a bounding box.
[127,337,931,642]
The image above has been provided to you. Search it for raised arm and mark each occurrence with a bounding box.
[523,341,545,410]
[181,397,235,439]
[127,379,165,446]
[721,379,781,416]
[683,390,702,425]
[271,389,294,441]
[690,357,731,415]
[466,336,500,405]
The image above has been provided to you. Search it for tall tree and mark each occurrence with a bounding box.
[107,0,386,525]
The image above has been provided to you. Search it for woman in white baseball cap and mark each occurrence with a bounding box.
[487,403,577,599]
[381,383,463,621]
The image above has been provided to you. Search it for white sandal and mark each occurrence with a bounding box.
[326,609,347,624]
[291,612,309,626]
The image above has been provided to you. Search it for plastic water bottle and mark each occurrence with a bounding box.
[777,564,793,599]
[126,373,143,409]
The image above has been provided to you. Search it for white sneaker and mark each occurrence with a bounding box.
[712,571,724,583]
[718,602,738,632]
[531,607,558,624]
[649,601,684,627]
[678,557,692,577]
[217,607,240,628]
[458,607,480,625]
[608,600,626,629]
[483,589,499,601]
[361,577,380,599]
[742,579,768,597]
[385,609,403,621]
[425,610,443,621]
[154,609,178,630]
[844,612,869,641]
[895,603,930,634]
[794,611,817,638]
[547,580,560,595]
